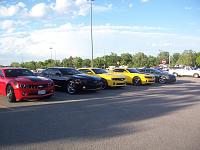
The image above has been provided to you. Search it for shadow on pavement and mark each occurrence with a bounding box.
[0,78,199,146]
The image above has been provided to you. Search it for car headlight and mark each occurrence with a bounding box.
[13,82,19,88]
[14,82,28,89]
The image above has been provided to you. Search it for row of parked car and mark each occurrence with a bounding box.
[0,67,176,103]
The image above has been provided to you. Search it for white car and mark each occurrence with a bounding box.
[168,66,200,78]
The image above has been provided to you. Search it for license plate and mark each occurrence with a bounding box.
[38,90,46,95]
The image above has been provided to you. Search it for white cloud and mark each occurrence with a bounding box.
[1,24,200,65]
[0,20,15,33]
[29,3,52,18]
[93,3,112,12]
[128,3,133,8]
[54,0,72,14]
[0,2,26,17]
[0,1,111,19]
[184,7,192,10]
[141,0,149,3]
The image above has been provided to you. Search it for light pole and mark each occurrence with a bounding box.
[88,0,94,67]
[50,47,53,60]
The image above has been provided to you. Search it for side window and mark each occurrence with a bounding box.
[113,69,125,72]
[79,69,86,73]
[0,70,4,77]
[81,69,91,74]
[149,70,155,74]
[139,69,145,73]
[54,69,62,76]
[48,69,58,75]
[145,69,151,73]
[0,70,3,76]
[42,69,49,76]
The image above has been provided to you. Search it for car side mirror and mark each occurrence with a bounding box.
[0,75,4,79]
[87,71,94,75]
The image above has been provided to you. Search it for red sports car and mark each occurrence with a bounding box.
[0,67,54,102]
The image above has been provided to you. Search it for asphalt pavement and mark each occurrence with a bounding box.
[0,77,200,150]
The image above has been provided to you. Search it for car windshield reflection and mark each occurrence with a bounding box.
[92,69,108,74]
[4,69,34,77]
[59,68,82,75]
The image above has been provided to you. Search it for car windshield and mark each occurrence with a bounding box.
[59,68,81,75]
[127,69,139,73]
[151,69,162,74]
[4,69,34,77]
[92,69,108,74]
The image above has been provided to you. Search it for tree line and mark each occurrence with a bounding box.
[11,50,200,70]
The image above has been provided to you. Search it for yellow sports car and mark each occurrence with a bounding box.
[112,68,155,85]
[78,68,126,89]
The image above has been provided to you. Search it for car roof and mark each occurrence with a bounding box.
[0,67,25,70]
[47,67,74,69]
[79,68,102,70]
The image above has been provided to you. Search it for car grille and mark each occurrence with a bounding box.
[145,76,154,79]
[116,83,126,85]
[19,84,49,89]
[112,78,125,81]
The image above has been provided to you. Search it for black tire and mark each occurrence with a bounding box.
[6,85,16,103]
[66,80,77,94]
[44,95,53,99]
[159,75,167,84]
[132,77,141,86]
[101,79,108,89]
[193,73,199,78]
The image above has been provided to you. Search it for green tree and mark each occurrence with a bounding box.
[61,56,74,67]
[73,57,83,68]
[11,62,21,67]
[177,50,196,66]
[147,56,158,67]
[120,53,132,66]
[132,52,148,67]
[94,57,104,68]
[106,52,121,66]
[171,53,180,66]
[82,59,91,67]
[196,56,200,67]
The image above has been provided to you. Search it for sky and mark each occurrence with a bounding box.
[0,0,200,65]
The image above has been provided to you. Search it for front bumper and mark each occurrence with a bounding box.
[107,80,126,87]
[141,78,155,84]
[14,87,54,101]
[77,81,103,91]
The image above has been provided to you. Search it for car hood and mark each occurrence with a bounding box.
[99,73,125,78]
[73,74,101,80]
[14,76,51,82]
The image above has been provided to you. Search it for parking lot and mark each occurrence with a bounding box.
[0,77,200,150]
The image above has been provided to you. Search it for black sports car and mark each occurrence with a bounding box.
[137,68,176,84]
[40,67,102,94]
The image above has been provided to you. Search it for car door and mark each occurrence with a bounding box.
[50,69,66,87]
